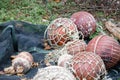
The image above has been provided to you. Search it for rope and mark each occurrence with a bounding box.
[79,31,84,40]
[44,18,79,48]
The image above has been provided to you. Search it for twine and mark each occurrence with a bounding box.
[33,66,76,80]
[69,52,107,80]
[44,18,79,48]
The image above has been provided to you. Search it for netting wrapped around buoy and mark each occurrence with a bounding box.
[12,52,33,73]
[61,40,87,55]
[44,18,79,48]
[86,35,120,69]
[71,52,107,80]
[33,66,76,80]
[57,39,87,67]
[45,40,86,66]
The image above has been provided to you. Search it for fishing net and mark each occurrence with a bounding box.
[0,20,119,80]
[44,18,79,48]
[45,39,86,66]
[58,53,73,67]
[70,52,107,80]
[44,48,64,65]
[60,40,87,56]
[33,66,76,80]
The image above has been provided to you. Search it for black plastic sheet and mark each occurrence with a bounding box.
[0,21,119,80]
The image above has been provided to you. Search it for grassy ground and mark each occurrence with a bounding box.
[0,0,74,25]
[0,0,119,26]
[0,0,49,25]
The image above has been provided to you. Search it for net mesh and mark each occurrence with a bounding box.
[33,66,76,80]
[44,18,79,48]
[45,49,65,65]
[60,40,87,56]
[58,53,73,67]
[44,40,87,66]
[69,52,107,80]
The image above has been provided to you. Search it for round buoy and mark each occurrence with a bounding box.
[44,18,79,48]
[86,35,120,69]
[71,51,106,80]
[62,40,87,55]
[71,11,96,37]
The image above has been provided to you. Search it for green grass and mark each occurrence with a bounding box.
[0,0,119,31]
[0,0,60,25]
[0,0,79,25]
[2,0,94,25]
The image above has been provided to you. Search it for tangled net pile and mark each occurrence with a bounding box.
[33,66,76,80]
[43,11,120,80]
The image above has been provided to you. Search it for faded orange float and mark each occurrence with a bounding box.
[44,18,79,48]
[71,52,106,80]
[71,11,96,37]
[86,35,120,69]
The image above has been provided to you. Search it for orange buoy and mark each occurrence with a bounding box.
[86,35,120,69]
[71,52,106,80]
[44,18,79,48]
[71,11,96,37]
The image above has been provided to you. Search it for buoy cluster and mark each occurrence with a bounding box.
[2,11,120,80]
[43,11,120,80]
